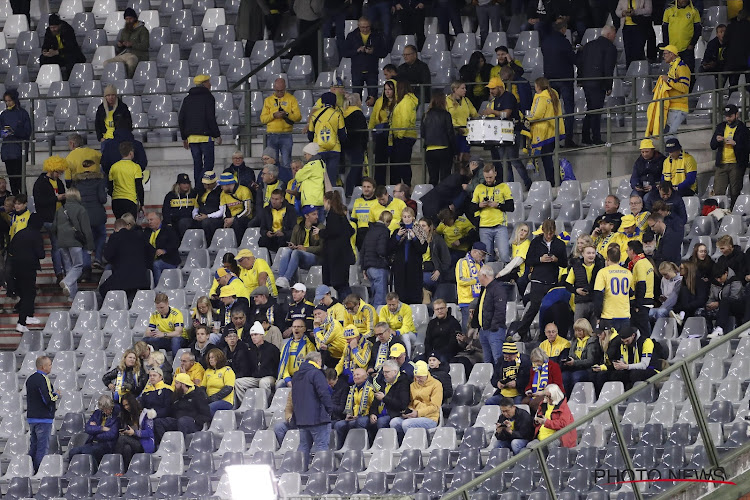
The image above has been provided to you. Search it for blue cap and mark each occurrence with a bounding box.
[472,242,488,253]
[314,285,331,303]
[301,205,317,216]
[321,92,337,107]
[218,172,236,186]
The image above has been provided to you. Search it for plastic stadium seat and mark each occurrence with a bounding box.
[708,400,735,423]
[208,228,238,254]
[394,448,423,472]
[391,471,418,495]
[467,362,493,387]
[35,64,61,95]
[65,454,96,478]
[201,7,225,37]
[4,15,29,46]
[5,477,32,499]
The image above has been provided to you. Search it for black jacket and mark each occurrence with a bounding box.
[421,108,456,151]
[247,341,281,378]
[342,28,388,75]
[223,162,256,189]
[162,188,198,227]
[32,173,65,223]
[101,128,147,174]
[26,371,57,421]
[166,387,212,427]
[319,211,355,286]
[495,406,534,442]
[197,186,222,215]
[259,201,297,241]
[369,335,406,371]
[330,376,350,422]
[710,120,750,169]
[527,235,569,285]
[541,30,576,80]
[102,366,147,397]
[145,223,181,266]
[361,221,390,270]
[343,108,368,152]
[95,98,132,142]
[576,36,617,91]
[368,373,410,418]
[424,315,461,358]
[566,255,605,303]
[717,245,745,280]
[653,226,682,268]
[8,214,44,266]
[426,234,452,281]
[285,299,315,332]
[724,18,750,71]
[250,297,286,328]
[630,151,665,190]
[223,343,253,378]
[102,228,152,291]
[73,172,108,227]
[471,279,507,331]
[676,279,709,317]
[491,353,531,395]
[397,59,432,100]
[179,86,221,140]
[191,342,218,368]
[701,36,726,72]
[420,173,472,218]
[430,365,453,400]
[41,21,85,66]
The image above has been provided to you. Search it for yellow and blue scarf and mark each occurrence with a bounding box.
[344,380,374,417]
[532,362,549,393]
[277,336,315,380]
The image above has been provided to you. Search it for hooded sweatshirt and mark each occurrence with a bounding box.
[391,93,419,141]
[116,21,150,61]
[409,373,443,422]
[0,90,31,162]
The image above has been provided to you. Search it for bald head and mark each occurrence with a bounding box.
[273,78,287,96]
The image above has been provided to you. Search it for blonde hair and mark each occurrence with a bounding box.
[192,296,215,325]
[658,261,679,276]
[148,351,165,367]
[118,349,142,374]
[573,318,593,337]
[401,207,416,219]
[134,341,151,359]
[346,93,362,108]
[545,384,565,405]
[64,187,81,202]
[573,235,595,258]
[511,223,530,246]
[379,210,393,225]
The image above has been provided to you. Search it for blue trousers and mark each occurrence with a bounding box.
[277,247,318,281]
[319,151,341,187]
[267,133,293,174]
[144,335,186,359]
[479,225,510,263]
[29,422,52,472]
[43,222,63,275]
[366,2,392,42]
[69,442,114,465]
[298,423,331,464]
[334,416,369,444]
[479,328,506,363]
[497,438,529,455]
[152,259,178,287]
[209,399,233,416]
[366,267,389,307]
[190,141,215,184]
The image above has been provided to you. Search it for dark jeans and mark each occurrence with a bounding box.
[517,282,554,340]
[112,199,138,219]
[435,0,462,38]
[373,132,390,186]
[69,442,113,466]
[154,416,201,445]
[344,148,365,198]
[319,151,341,187]
[298,19,320,74]
[425,148,453,186]
[190,141,216,184]
[323,8,346,56]
[550,81,575,143]
[582,85,606,143]
[562,369,591,398]
[396,8,426,49]
[115,435,143,469]
[593,366,655,395]
[622,24,646,67]
[5,159,22,195]
[144,336,187,359]
[367,1,392,42]
[630,306,652,338]
[491,140,532,188]
[390,137,415,185]
[366,415,391,443]
[716,297,745,331]
[29,422,52,473]
[13,265,36,325]
[540,143,555,185]
[352,70,379,101]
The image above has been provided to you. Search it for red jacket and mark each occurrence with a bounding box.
[534,398,577,448]
[525,360,564,394]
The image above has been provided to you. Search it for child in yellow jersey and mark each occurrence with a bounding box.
[593,245,633,333]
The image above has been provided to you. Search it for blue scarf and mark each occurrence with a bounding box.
[277,336,314,380]
[532,362,549,393]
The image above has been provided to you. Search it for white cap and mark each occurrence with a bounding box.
[249,321,265,336]
[291,283,307,292]
[302,142,320,156]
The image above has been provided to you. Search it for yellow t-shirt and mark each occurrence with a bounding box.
[109,159,143,204]
[445,95,478,135]
[148,307,187,339]
[512,239,531,276]
[722,125,737,165]
[663,152,697,193]
[436,216,475,252]
[369,197,406,232]
[624,0,636,25]
[262,180,281,208]
[663,3,701,52]
[219,185,253,218]
[65,147,102,181]
[103,109,115,140]
[239,258,278,297]
[271,207,286,232]
[631,257,655,301]
[378,303,416,335]
[202,367,235,405]
[471,183,513,227]
[539,336,571,359]
[351,197,379,229]
[594,264,633,320]
[10,209,30,240]
[537,404,556,441]
[56,34,64,49]
[49,178,63,211]
[573,336,589,360]
[188,135,210,143]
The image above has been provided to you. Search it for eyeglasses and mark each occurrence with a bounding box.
[403,52,415,57]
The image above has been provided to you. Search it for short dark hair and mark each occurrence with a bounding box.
[15,193,27,204]
[494,45,509,53]
[374,185,388,197]
[607,244,621,263]
[642,230,655,243]
[324,368,338,381]
[119,141,134,158]
[659,180,673,193]
[712,262,729,279]
[498,397,515,407]
[270,188,284,197]
[383,63,397,73]
[628,240,644,254]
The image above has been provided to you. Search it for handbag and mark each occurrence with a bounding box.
[62,208,87,246]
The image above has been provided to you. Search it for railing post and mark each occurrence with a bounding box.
[553,114,559,188]
[244,86,252,157]
[609,406,644,500]
[606,110,612,179]
[631,76,637,145]
[536,446,557,500]
[317,30,324,75]
[682,362,721,469]
[420,83,426,184]
[29,96,36,165]
[743,79,748,122]
[21,149,27,195]
[658,98,665,151]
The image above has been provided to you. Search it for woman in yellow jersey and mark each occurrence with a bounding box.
[369,80,396,186]
[390,80,419,185]
[561,318,603,395]
[202,348,235,416]
[95,85,132,147]
[528,77,565,184]
[421,91,456,185]
[459,51,493,109]
[529,384,577,448]
[446,80,479,167]
[419,217,452,301]
[504,222,531,293]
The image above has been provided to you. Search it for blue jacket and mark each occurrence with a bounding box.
[26,371,58,422]
[541,30,576,80]
[630,152,665,190]
[291,361,333,426]
[139,385,174,418]
[132,409,156,454]
[101,128,148,175]
[342,28,388,76]
[85,407,121,450]
[0,90,31,162]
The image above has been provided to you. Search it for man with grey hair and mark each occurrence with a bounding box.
[292,351,333,464]
[260,78,301,182]
[144,211,180,285]
[68,394,120,465]
[26,355,58,473]
[367,358,410,441]
[65,133,102,187]
[577,24,618,146]
[472,265,508,363]
[254,164,286,222]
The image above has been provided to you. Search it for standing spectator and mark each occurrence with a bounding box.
[370,184,407,233]
[630,139,665,198]
[446,81,479,169]
[277,206,323,284]
[51,187,94,298]
[105,9,149,78]
[343,17,388,103]
[724,10,750,87]
[33,156,66,283]
[73,160,107,273]
[143,293,186,358]
[459,52,492,111]
[320,191,356,295]
[390,80,419,185]
[179,75,222,184]
[1,90,31,195]
[361,211,392,306]
[69,394,121,465]
[419,217,452,301]
[395,3,427,51]
[424,299,461,362]
[593,245,633,332]
[297,143,328,221]
[259,189,297,254]
[541,20,577,148]
[40,14,85,80]
[475,0,502,45]
[472,266,508,363]
[162,174,197,238]
[389,360,443,440]
[565,243,603,323]
[710,104,749,207]
[65,134,101,187]
[528,384,577,448]
[647,213,682,267]
[342,94,369,197]
[308,92,347,185]
[389,207,427,305]
[108,142,144,219]
[369,80,396,185]
[422,90,456,186]
[292,351,334,463]
[662,138,697,196]
[662,0,701,75]
[528,78,566,183]
[700,23,726,77]
[102,350,147,403]
[658,45,691,137]
[456,242,487,329]
[471,164,514,264]
[218,172,254,243]
[95,87,132,151]
[577,26,618,146]
[350,178,378,249]
[144,212,180,285]
[101,115,146,175]
[397,45,431,100]
[99,218,151,299]
[9,209,43,332]
[26,356,58,473]
[153,374,211,444]
[617,0,654,66]
[224,151,257,189]
[495,398,535,455]
[649,261,682,320]
[115,394,155,469]
[192,171,224,242]
[628,240,655,336]
[261,79,302,181]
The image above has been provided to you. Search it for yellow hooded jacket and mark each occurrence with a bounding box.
[528,88,566,151]
[409,373,443,422]
[390,93,419,141]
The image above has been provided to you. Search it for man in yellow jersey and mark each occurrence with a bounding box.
[108,142,143,220]
[618,214,643,248]
[659,45,692,137]
[258,189,296,253]
[308,91,347,185]
[312,305,346,368]
[456,242,487,329]
[369,185,406,232]
[191,171,224,242]
[297,143,327,221]
[235,248,278,298]
[65,133,101,187]
[594,325,662,392]
[710,104,749,206]
[343,294,378,338]
[334,367,374,444]
[217,172,253,243]
[662,0,701,74]
[178,75,222,185]
[491,46,525,81]
[662,138,697,196]
[351,177,378,247]
[277,319,316,388]
[626,240,654,338]
[173,352,205,388]
[254,164,287,219]
[538,322,571,364]
[379,292,418,358]
[593,245,633,332]
[471,164,514,263]
[593,214,625,260]
[260,78,301,182]
[314,285,347,324]
[144,292,186,358]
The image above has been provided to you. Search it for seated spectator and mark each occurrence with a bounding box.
[191,171,224,241]
[215,290,250,343]
[314,285,347,324]
[436,209,477,265]
[237,321,280,402]
[650,261,683,321]
[99,218,150,299]
[144,212,180,285]
[361,211,392,307]
[217,172,254,243]
[380,343,415,386]
[591,195,623,233]
[379,292,418,358]
[236,248,278,298]
[630,139,665,199]
[143,293,186,358]
[500,223,531,293]
[144,351,173,386]
[313,307,346,368]
[394,183,417,213]
[203,348,236,416]
[459,51,492,109]
[190,302,220,348]
[593,326,663,392]
[210,258,250,304]
[495,397,534,455]
[190,325,218,369]
[259,189,297,254]
[172,352,204,388]
[221,326,250,377]
[487,341,531,405]
[343,294,378,339]
[334,368,375,444]
[717,235,745,279]
[139,367,173,419]
[224,151,257,189]
[69,394,120,465]
[367,359,410,440]
[115,393,155,469]
[291,352,334,464]
[102,349,147,403]
[690,243,713,282]
[250,289,285,338]
[561,318,602,396]
[65,133,102,187]
[369,322,406,374]
[423,299,461,364]
[538,322,571,364]
[674,260,709,326]
[153,373,211,444]
[527,384,577,449]
[336,324,373,383]
[450,326,484,378]
[645,180,687,229]
[217,307,250,347]
[276,205,323,285]
[629,195,650,232]
[524,347,564,414]
[277,319,317,388]
[700,23,726,75]
[283,283,315,333]
[254,164,287,222]
[490,46,525,81]
[105,9,149,78]
[706,263,745,338]
[107,142,144,219]
[40,14,85,80]
[662,138,697,197]
[426,352,453,400]
[389,361,443,440]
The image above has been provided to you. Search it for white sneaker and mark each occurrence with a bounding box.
[511,333,522,342]
[669,310,684,327]
[60,282,70,297]
[707,327,724,339]
[275,277,290,289]
[15,323,28,333]
[25,317,41,325]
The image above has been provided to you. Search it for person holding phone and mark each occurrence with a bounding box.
[561,319,603,396]
[495,397,534,455]
[565,243,604,325]
[527,384,577,449]
[388,361,443,442]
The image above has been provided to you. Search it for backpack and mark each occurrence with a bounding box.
[314,108,339,152]
[559,157,576,182]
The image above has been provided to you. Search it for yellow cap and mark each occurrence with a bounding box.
[662,45,679,56]
[620,214,636,228]
[194,74,211,85]
[216,268,229,278]
[414,360,429,377]
[235,248,255,260]
[219,286,237,298]
[389,343,406,357]
[486,77,505,89]
[639,139,655,150]
[174,373,194,387]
